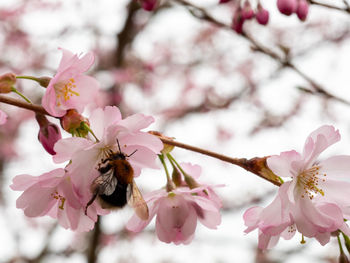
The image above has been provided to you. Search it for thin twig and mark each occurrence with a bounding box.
[173,0,350,106]
[309,0,350,13]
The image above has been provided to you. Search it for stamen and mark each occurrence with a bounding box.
[297,166,325,199]
[54,78,80,106]
[51,191,66,210]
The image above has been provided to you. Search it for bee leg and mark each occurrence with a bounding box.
[85,193,98,215]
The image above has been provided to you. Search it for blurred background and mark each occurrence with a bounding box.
[1,0,350,262]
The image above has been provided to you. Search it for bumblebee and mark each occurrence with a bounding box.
[85,141,149,220]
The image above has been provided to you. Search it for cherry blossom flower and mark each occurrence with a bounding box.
[42,48,99,117]
[244,125,350,249]
[36,114,61,155]
[53,106,163,216]
[127,186,221,245]
[10,168,98,232]
[127,162,222,244]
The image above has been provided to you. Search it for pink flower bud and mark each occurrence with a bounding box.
[0,73,16,93]
[241,1,255,20]
[256,4,269,25]
[141,0,157,11]
[296,0,309,21]
[219,0,231,3]
[60,109,89,137]
[232,8,245,34]
[277,0,297,16]
[36,114,62,155]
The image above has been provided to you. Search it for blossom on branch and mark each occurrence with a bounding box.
[53,106,162,218]
[10,168,97,232]
[127,162,222,245]
[244,125,350,249]
[42,48,99,117]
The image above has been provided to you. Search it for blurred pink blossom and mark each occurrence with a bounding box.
[296,0,309,21]
[139,0,157,11]
[256,4,269,25]
[42,48,99,117]
[277,0,297,16]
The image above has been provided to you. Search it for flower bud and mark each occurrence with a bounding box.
[277,0,297,16]
[141,0,157,11]
[37,76,52,88]
[0,73,16,93]
[172,167,182,187]
[219,0,231,3]
[296,0,309,21]
[232,8,245,34]
[36,114,62,155]
[60,109,89,137]
[241,1,255,20]
[256,4,269,25]
[184,174,200,189]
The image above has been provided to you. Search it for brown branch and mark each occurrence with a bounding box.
[158,137,281,186]
[0,95,281,186]
[0,95,49,115]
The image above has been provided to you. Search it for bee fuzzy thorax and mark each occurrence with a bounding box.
[85,145,149,220]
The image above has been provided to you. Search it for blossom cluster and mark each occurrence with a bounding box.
[244,125,350,249]
[7,49,223,245]
[5,48,350,252]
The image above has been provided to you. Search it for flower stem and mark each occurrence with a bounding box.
[166,153,187,176]
[82,122,99,142]
[159,154,171,182]
[339,234,345,254]
[11,87,32,103]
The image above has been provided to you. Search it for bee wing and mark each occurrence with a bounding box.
[127,180,149,220]
[94,168,117,196]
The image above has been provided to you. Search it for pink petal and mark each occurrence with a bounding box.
[180,162,202,179]
[17,186,55,217]
[42,81,66,117]
[267,150,301,178]
[117,113,155,133]
[314,231,331,246]
[319,155,350,180]
[62,75,99,112]
[126,200,159,232]
[121,132,163,154]
[243,206,262,232]
[258,231,280,250]
[73,51,95,73]
[53,137,94,163]
[89,106,122,140]
[57,48,76,72]
[302,125,340,168]
[10,174,37,191]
